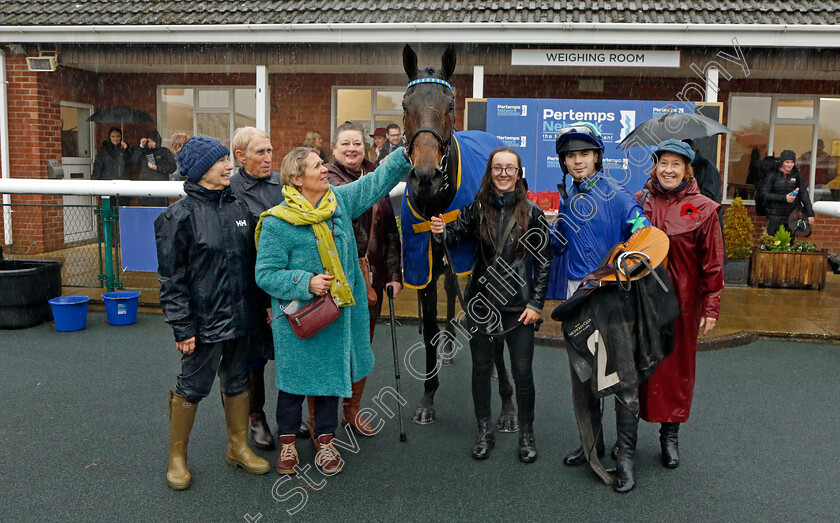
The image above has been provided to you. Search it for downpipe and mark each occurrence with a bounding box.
[1,49,12,245]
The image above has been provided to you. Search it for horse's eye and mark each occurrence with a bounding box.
[402,102,407,111]
[449,103,455,113]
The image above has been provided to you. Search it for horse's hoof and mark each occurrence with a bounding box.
[413,407,436,425]
[496,414,519,433]
[439,353,453,366]
[491,366,499,380]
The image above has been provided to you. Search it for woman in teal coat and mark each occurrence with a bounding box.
[255,146,411,476]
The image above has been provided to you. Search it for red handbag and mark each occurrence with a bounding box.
[284,292,340,339]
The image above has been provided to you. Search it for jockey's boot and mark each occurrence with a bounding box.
[612,402,639,494]
[471,417,495,460]
[248,371,275,450]
[518,421,538,463]
[660,422,680,468]
[222,391,271,475]
[167,391,197,491]
[342,377,377,436]
[563,432,605,466]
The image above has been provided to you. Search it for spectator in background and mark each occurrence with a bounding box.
[367,127,389,166]
[322,121,403,438]
[132,130,177,206]
[386,123,405,154]
[169,132,191,181]
[92,127,132,206]
[303,130,328,163]
[757,149,815,235]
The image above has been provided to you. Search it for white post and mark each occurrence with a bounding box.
[256,65,268,132]
[472,65,484,99]
[0,49,12,245]
[705,66,719,103]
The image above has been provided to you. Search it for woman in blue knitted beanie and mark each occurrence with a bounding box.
[154,135,270,490]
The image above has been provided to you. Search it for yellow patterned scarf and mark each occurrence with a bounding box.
[255,185,354,307]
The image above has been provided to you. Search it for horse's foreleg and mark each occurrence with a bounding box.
[440,269,459,366]
[413,285,440,425]
[494,340,519,433]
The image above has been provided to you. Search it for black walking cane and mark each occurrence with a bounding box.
[386,284,408,442]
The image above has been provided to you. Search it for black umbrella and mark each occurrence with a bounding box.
[87,106,154,135]
[618,111,731,149]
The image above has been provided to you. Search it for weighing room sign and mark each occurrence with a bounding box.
[511,49,680,68]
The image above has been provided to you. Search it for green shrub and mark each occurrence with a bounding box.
[722,197,753,259]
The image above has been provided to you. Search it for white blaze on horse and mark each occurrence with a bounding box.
[400,45,518,429]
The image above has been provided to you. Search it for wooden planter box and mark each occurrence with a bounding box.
[749,250,828,290]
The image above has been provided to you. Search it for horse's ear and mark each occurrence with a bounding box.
[441,45,456,80]
[403,45,419,80]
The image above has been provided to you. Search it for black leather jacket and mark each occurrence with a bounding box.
[442,192,552,313]
[154,181,259,343]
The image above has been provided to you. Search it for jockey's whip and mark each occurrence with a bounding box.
[387,284,408,442]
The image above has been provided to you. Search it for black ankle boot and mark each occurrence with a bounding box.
[563,433,605,466]
[518,421,537,463]
[659,422,680,468]
[471,418,495,460]
[612,404,639,493]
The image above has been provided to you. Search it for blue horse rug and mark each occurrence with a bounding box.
[401,130,504,289]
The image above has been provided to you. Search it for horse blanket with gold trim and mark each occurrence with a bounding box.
[401,130,504,289]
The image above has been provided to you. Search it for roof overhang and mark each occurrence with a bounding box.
[1,23,840,47]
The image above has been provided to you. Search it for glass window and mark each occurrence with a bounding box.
[814,98,840,202]
[160,88,194,150]
[60,105,92,158]
[777,99,814,119]
[375,90,403,111]
[726,96,771,200]
[197,89,230,110]
[159,87,256,150]
[196,113,231,146]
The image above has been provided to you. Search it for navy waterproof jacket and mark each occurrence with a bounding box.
[154,181,259,343]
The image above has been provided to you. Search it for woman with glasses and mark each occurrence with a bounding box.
[430,147,552,463]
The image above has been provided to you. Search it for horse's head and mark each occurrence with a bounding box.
[402,45,457,200]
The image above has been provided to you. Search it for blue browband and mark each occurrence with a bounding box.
[407,78,453,91]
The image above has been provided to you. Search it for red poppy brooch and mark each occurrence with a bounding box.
[680,203,699,220]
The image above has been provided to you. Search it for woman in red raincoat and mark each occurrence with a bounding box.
[636,139,724,469]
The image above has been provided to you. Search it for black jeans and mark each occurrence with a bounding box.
[470,310,535,423]
[276,391,338,436]
[174,337,250,404]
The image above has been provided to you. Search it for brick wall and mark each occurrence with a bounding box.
[3,64,839,255]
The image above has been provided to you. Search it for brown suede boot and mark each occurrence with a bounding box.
[307,396,317,441]
[342,377,376,436]
[222,391,271,475]
[248,371,275,450]
[167,391,198,491]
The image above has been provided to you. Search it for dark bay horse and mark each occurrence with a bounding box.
[400,44,517,429]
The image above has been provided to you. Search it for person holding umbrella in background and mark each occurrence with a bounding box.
[132,130,177,206]
[92,127,132,206]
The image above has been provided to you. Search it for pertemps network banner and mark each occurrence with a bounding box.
[486,98,695,194]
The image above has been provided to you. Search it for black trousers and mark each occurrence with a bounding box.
[276,391,338,436]
[174,337,251,404]
[766,214,788,236]
[470,310,535,423]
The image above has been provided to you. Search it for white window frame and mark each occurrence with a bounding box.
[724,93,821,204]
[330,86,406,144]
[156,85,258,148]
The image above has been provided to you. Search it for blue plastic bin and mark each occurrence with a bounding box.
[102,291,141,326]
[48,296,90,332]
